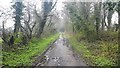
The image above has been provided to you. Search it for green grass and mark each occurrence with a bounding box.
[2,34,59,66]
[66,33,117,66]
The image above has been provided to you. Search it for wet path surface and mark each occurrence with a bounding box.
[37,34,87,66]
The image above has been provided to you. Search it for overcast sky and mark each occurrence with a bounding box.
[0,0,118,29]
[0,0,64,28]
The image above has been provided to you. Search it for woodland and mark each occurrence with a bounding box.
[0,0,120,66]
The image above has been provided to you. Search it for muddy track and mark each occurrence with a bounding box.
[33,34,88,66]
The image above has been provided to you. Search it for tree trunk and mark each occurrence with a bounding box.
[101,16,105,30]
[14,21,20,33]
[13,2,23,37]
[101,8,106,30]
[2,21,8,44]
[29,31,32,39]
[36,2,49,38]
[37,15,47,38]
[96,17,100,39]
[36,1,57,38]
[94,3,101,39]
[107,10,114,30]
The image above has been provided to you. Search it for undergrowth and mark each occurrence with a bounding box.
[65,31,118,66]
[2,34,58,66]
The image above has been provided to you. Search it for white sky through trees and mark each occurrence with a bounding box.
[0,0,118,29]
[0,0,64,29]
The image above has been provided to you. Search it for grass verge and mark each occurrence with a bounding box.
[2,34,59,66]
[65,33,117,66]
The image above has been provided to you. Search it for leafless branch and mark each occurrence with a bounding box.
[32,21,36,31]
[50,0,57,12]
[34,5,41,18]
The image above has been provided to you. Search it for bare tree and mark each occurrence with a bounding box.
[20,2,37,39]
[36,0,57,38]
